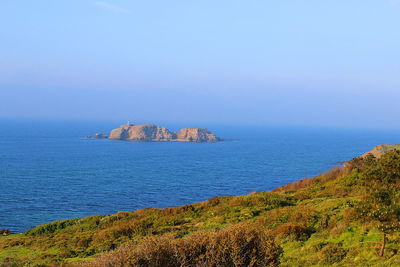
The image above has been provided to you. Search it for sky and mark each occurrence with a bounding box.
[0,0,400,128]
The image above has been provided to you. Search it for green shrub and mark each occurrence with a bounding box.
[26,219,79,236]
[274,223,314,241]
[319,243,347,264]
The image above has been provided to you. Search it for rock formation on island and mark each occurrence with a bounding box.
[107,123,221,142]
[176,128,219,142]
[109,124,176,141]
[360,144,400,158]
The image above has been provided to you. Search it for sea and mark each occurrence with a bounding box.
[1,119,399,233]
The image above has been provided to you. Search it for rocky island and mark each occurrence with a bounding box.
[90,123,222,142]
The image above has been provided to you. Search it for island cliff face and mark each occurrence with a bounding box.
[176,128,219,142]
[109,124,176,141]
[108,124,221,142]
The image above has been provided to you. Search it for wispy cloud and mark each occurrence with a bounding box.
[94,2,130,13]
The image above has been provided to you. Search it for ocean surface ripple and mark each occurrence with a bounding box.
[1,120,399,232]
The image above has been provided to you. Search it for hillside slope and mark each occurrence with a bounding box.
[360,144,400,158]
[1,149,400,266]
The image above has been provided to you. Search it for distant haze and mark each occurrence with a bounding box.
[1,1,400,128]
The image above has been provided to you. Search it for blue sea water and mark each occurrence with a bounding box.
[1,120,399,233]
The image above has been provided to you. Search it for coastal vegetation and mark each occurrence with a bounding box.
[1,149,400,266]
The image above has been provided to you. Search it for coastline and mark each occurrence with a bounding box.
[4,143,387,234]
[1,144,400,266]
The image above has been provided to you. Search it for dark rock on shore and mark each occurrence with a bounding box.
[0,229,11,236]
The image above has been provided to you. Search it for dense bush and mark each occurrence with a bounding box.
[83,223,282,267]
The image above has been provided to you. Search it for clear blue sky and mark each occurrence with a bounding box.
[1,1,400,128]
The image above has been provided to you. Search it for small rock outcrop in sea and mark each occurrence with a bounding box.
[107,123,222,142]
[360,144,400,158]
[84,133,108,139]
